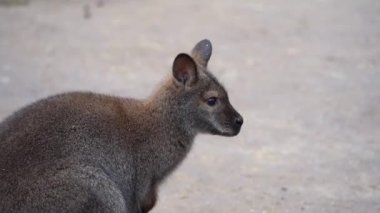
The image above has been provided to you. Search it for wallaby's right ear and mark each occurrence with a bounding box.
[172,53,198,87]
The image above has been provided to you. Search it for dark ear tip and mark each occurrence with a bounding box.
[175,53,192,60]
[198,39,212,48]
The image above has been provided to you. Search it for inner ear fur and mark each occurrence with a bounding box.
[172,53,198,87]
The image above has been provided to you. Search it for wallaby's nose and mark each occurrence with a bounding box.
[234,115,244,126]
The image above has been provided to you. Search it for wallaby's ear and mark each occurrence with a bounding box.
[191,39,212,67]
[172,53,198,87]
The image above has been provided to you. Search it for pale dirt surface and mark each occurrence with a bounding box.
[1,0,380,212]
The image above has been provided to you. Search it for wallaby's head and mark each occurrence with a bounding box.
[164,39,243,137]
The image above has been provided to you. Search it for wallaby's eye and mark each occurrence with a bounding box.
[207,97,217,106]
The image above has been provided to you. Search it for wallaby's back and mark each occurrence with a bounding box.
[0,92,141,212]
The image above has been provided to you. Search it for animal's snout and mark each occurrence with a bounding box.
[234,115,243,126]
[229,112,243,136]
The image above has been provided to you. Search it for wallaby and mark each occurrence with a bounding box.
[0,39,243,213]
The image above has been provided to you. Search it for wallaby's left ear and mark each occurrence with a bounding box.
[191,39,212,67]
[172,53,198,87]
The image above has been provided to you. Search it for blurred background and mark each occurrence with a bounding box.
[0,0,379,212]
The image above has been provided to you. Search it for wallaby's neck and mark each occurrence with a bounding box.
[144,78,196,140]
[129,78,196,187]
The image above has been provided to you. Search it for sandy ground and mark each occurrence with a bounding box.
[0,0,380,212]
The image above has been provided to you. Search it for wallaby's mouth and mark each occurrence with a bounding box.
[224,126,242,137]
[209,114,243,137]
[215,122,242,137]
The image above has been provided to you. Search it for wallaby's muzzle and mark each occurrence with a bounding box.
[229,109,243,136]
[216,104,244,137]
